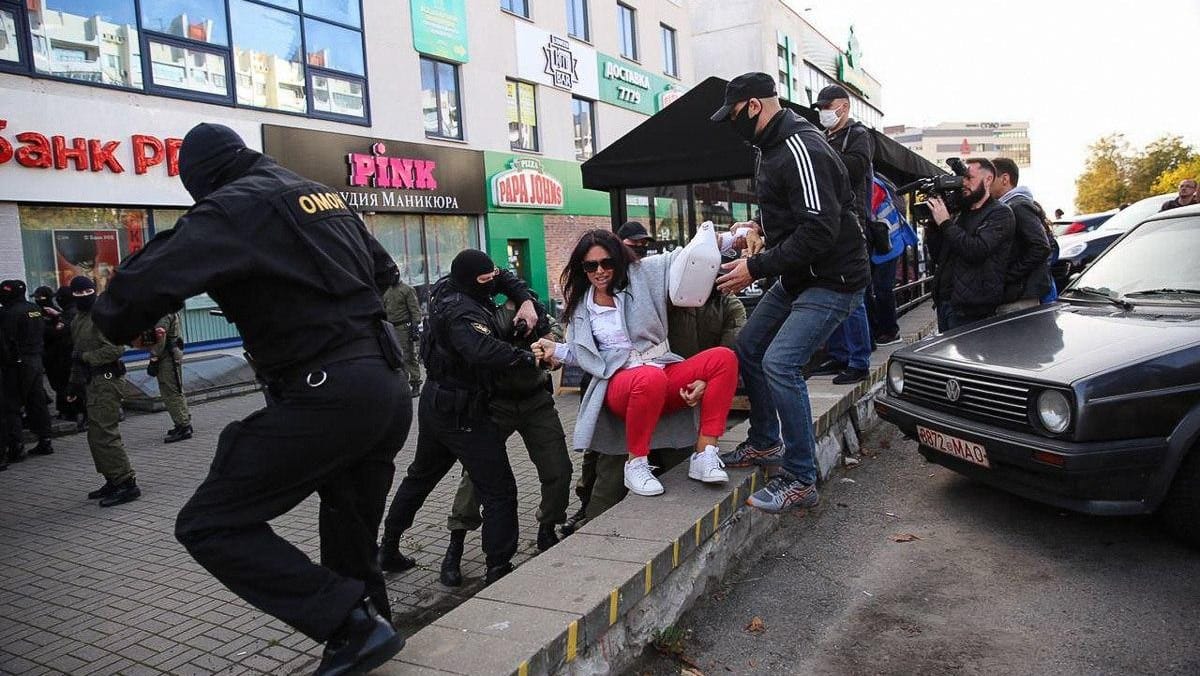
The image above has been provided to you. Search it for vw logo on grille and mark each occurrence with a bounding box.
[945,379,962,402]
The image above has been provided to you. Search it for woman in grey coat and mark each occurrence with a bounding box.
[533,229,738,497]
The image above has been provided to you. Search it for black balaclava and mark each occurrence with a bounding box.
[32,286,55,309]
[450,249,498,303]
[69,275,97,312]
[0,279,26,308]
[178,123,263,201]
[55,286,74,311]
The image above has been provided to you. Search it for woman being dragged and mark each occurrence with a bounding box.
[533,228,740,496]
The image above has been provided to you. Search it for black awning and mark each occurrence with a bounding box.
[581,76,944,192]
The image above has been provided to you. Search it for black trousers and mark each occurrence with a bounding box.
[3,360,52,447]
[174,356,412,641]
[383,384,519,570]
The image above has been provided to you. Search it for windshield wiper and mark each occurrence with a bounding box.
[1062,286,1134,311]
[1124,288,1200,300]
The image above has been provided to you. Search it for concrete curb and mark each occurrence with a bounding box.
[380,303,937,676]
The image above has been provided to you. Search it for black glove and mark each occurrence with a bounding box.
[146,358,160,378]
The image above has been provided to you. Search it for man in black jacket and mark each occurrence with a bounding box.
[712,73,869,513]
[990,157,1051,314]
[92,123,415,676]
[0,279,54,461]
[808,84,875,384]
[926,158,1016,330]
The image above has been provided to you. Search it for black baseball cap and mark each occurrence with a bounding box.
[710,72,778,122]
[813,84,851,108]
[617,221,651,241]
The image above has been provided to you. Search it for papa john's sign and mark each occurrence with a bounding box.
[490,158,564,210]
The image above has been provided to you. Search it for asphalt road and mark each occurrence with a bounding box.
[634,422,1200,676]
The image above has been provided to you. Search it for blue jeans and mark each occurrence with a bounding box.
[736,283,863,485]
[826,300,872,370]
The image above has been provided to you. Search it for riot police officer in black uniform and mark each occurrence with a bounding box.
[379,249,539,586]
[91,123,413,676]
[1,279,54,461]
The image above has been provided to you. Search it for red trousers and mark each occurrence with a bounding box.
[604,347,739,458]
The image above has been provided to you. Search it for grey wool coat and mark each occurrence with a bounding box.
[567,248,701,455]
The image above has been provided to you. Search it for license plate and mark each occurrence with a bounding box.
[917,426,991,468]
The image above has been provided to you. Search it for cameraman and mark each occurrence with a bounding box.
[926,158,1016,330]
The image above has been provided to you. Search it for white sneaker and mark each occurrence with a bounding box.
[624,457,664,496]
[688,445,729,483]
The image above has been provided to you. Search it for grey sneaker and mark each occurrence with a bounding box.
[720,440,784,468]
[746,476,819,513]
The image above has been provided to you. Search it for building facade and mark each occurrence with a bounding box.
[688,0,883,128]
[885,121,1032,170]
[0,0,694,346]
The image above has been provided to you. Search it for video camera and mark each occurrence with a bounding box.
[898,157,969,227]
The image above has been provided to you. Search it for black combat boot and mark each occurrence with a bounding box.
[99,479,141,507]
[439,529,466,587]
[29,439,54,456]
[316,598,404,676]
[484,562,514,586]
[6,444,26,464]
[537,523,559,552]
[560,504,588,537]
[164,424,193,443]
[87,480,117,500]
[378,537,417,573]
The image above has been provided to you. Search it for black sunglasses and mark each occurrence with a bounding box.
[582,258,616,273]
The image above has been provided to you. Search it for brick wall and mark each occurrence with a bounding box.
[543,214,611,303]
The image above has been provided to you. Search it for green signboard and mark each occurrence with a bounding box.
[483,152,610,216]
[596,53,684,116]
[411,0,469,64]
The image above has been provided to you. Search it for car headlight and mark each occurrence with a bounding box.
[1059,242,1087,259]
[887,360,904,395]
[1036,390,1071,434]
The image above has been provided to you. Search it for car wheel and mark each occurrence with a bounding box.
[1160,450,1200,549]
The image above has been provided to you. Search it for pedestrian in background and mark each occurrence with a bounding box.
[990,157,1051,315]
[382,278,423,393]
[67,276,139,507]
[148,312,193,443]
[1160,179,1198,211]
[810,84,875,385]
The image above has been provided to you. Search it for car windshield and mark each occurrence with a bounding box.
[1094,196,1171,233]
[1070,215,1200,301]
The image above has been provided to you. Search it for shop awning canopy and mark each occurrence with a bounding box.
[581,76,945,192]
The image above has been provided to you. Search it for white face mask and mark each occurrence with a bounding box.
[818,108,842,129]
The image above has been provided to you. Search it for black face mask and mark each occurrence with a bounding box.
[730,104,760,143]
[74,295,96,312]
[629,245,648,259]
[479,279,497,299]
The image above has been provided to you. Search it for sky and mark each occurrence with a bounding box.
[786,0,1200,215]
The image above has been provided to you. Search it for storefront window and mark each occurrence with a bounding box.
[230,0,305,113]
[19,206,149,294]
[362,213,479,304]
[29,0,143,88]
[692,179,755,230]
[140,0,228,45]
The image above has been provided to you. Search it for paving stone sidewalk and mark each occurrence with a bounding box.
[0,391,588,675]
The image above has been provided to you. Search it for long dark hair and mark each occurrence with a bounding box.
[560,229,639,324]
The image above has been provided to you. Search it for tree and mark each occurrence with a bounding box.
[1075,134,1133,213]
[1130,135,1195,197]
[1153,156,1200,195]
